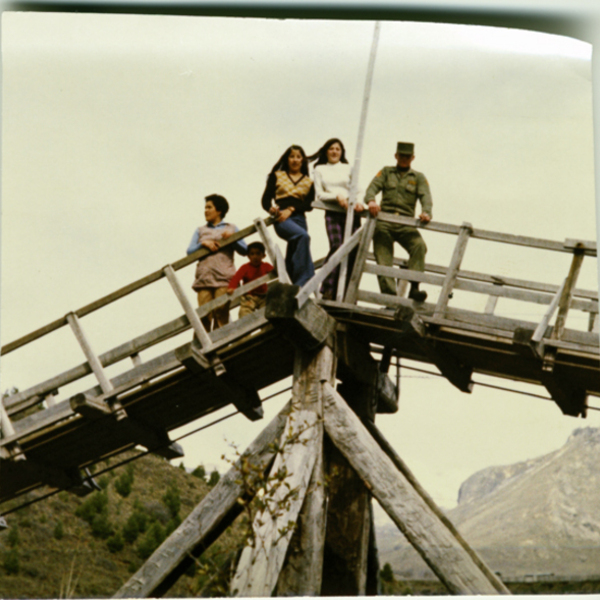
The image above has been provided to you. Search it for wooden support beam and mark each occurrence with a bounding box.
[275,348,335,596]
[344,216,377,305]
[297,224,363,307]
[395,305,473,393]
[363,420,510,594]
[113,402,290,598]
[254,217,291,284]
[322,382,507,595]
[174,343,263,421]
[434,222,472,318]
[265,282,337,350]
[232,347,334,597]
[163,265,213,352]
[66,312,113,394]
[539,372,587,417]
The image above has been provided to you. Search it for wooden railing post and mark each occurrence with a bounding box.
[434,222,472,318]
[254,218,291,285]
[66,312,113,394]
[163,265,213,352]
[344,216,377,305]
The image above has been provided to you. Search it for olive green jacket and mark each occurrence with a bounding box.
[364,166,432,218]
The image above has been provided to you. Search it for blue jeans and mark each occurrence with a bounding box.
[274,213,315,286]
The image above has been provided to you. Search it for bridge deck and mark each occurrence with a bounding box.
[1,210,598,505]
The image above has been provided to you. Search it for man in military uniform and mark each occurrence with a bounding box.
[364,141,432,302]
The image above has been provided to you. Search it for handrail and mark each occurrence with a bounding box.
[1,218,275,356]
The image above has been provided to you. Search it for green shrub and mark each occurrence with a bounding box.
[380,562,394,583]
[90,513,113,539]
[53,521,64,540]
[165,515,181,537]
[162,482,181,518]
[98,475,110,490]
[191,465,206,481]
[7,526,19,548]
[107,532,124,553]
[114,464,135,498]
[3,549,19,575]
[122,511,148,544]
[208,470,220,487]
[136,522,166,560]
[75,492,108,524]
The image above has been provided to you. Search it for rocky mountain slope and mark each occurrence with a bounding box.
[378,427,600,580]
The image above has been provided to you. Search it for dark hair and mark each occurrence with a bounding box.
[308,138,349,167]
[205,194,229,218]
[247,241,266,254]
[269,145,309,176]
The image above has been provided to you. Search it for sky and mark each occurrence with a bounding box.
[1,12,598,511]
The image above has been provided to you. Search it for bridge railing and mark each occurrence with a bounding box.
[1,217,286,421]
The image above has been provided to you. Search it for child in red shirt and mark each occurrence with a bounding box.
[227,241,274,317]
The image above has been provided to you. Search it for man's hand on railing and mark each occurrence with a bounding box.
[202,240,221,252]
[419,213,431,224]
[367,200,380,217]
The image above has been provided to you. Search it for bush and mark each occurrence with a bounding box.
[3,549,19,575]
[136,522,166,560]
[98,475,110,490]
[7,526,19,548]
[53,521,64,540]
[191,465,206,481]
[107,532,124,553]
[114,464,135,498]
[90,513,113,539]
[165,515,182,537]
[162,483,181,518]
[208,470,220,487]
[75,492,109,524]
[380,562,394,583]
[122,511,148,544]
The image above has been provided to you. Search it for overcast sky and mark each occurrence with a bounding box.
[1,12,598,509]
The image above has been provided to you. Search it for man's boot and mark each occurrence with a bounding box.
[409,282,427,302]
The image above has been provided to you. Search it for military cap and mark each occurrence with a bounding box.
[396,141,414,155]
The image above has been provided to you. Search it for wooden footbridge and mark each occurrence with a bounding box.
[1,205,598,595]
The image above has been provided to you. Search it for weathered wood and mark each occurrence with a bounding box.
[164,265,213,351]
[266,283,337,350]
[539,371,587,417]
[322,382,507,595]
[275,347,335,596]
[532,280,565,344]
[434,222,472,318]
[344,216,377,305]
[363,419,510,594]
[395,305,473,393]
[232,347,334,597]
[550,247,585,342]
[66,312,113,394]
[297,225,363,307]
[254,217,291,284]
[113,402,290,598]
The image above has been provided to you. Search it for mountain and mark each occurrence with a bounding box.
[378,427,600,580]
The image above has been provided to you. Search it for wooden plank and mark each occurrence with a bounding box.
[232,347,334,597]
[344,216,377,305]
[66,312,113,394]
[363,420,510,594]
[322,382,507,595]
[164,265,213,351]
[296,225,363,307]
[434,222,472,318]
[113,402,290,598]
[275,347,335,596]
[550,247,585,342]
[254,217,291,284]
[532,281,565,343]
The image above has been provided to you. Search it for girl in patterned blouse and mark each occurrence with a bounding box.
[261,145,315,286]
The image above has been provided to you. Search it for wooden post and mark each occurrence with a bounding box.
[114,403,290,598]
[66,312,113,394]
[254,217,291,284]
[322,382,507,595]
[344,216,377,305]
[434,222,472,318]
[231,346,335,597]
[163,265,213,351]
[337,21,381,300]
